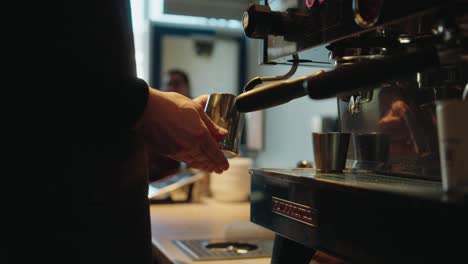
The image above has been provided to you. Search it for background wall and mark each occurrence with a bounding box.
[161,35,240,97]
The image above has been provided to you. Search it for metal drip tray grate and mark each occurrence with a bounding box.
[173,239,273,260]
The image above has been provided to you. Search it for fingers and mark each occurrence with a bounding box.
[188,153,214,172]
[195,113,229,172]
[178,139,228,173]
[185,159,210,172]
[184,152,219,173]
[199,134,229,172]
[193,95,228,141]
[199,111,228,141]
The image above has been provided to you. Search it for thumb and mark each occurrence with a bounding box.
[200,112,228,141]
[193,95,209,109]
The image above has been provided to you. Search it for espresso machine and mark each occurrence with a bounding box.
[236,0,468,263]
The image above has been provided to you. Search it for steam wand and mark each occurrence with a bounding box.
[236,46,440,113]
[243,54,299,93]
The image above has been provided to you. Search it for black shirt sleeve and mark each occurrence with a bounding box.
[72,0,149,131]
[71,75,149,133]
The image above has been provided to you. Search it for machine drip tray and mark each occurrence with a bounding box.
[173,239,273,260]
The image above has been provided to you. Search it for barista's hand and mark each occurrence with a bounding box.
[136,88,229,173]
[192,95,227,142]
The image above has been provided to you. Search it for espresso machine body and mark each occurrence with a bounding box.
[238,0,468,263]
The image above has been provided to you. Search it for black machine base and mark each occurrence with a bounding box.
[271,234,316,264]
[250,168,468,264]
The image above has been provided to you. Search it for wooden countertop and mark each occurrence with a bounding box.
[150,198,274,264]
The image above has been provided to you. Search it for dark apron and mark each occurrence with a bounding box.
[69,133,152,264]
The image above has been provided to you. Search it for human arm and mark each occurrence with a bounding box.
[136,89,229,174]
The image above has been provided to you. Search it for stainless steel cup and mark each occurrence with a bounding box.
[204,93,244,158]
[312,132,351,172]
[351,133,390,171]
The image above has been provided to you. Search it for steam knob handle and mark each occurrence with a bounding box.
[243,4,286,39]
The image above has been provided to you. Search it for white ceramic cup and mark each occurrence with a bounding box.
[210,157,252,202]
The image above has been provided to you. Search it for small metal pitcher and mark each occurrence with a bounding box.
[204,93,244,158]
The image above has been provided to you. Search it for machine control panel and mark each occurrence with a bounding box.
[252,0,448,65]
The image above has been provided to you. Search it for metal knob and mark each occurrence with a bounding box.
[243,4,285,39]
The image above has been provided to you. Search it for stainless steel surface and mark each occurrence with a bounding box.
[312,132,351,172]
[334,29,466,179]
[173,239,273,260]
[254,168,444,197]
[338,73,442,179]
[351,133,390,172]
[204,93,244,158]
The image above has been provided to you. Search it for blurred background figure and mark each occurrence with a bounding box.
[161,69,192,98]
[149,69,192,182]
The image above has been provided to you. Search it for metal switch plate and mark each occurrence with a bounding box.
[173,239,273,260]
